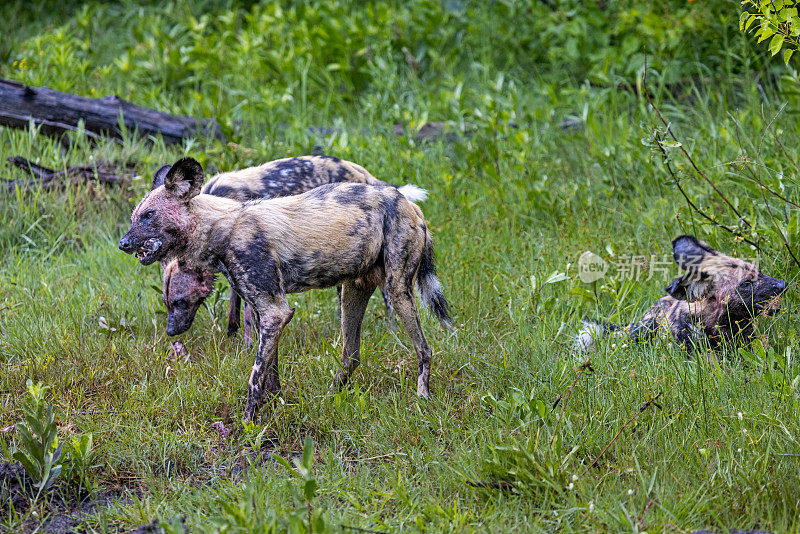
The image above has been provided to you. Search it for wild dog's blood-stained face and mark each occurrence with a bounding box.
[162,260,215,336]
[119,158,204,265]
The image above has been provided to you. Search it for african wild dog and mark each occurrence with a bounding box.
[574,235,787,353]
[127,156,427,341]
[159,176,431,339]
[120,158,452,421]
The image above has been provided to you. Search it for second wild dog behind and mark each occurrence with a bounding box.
[120,158,452,422]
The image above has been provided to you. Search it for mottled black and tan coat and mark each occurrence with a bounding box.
[575,235,787,353]
[120,158,451,421]
[121,155,426,341]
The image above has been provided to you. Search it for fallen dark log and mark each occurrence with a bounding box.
[0,79,225,145]
[4,156,135,191]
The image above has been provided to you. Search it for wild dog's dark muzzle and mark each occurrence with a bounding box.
[166,314,190,337]
[773,277,788,295]
[119,234,135,253]
[757,275,788,316]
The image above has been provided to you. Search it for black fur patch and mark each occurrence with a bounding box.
[233,236,282,297]
[208,184,252,200]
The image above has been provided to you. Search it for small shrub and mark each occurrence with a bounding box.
[62,432,98,499]
[3,380,63,501]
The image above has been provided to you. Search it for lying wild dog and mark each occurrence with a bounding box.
[120,158,452,421]
[138,156,427,341]
[574,235,787,353]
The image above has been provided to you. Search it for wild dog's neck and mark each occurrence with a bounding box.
[178,194,242,268]
[696,295,756,342]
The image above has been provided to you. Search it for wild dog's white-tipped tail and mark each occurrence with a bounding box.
[397,184,428,203]
[573,321,603,354]
[416,230,453,330]
[573,320,628,354]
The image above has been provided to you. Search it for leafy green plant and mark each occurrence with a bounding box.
[62,432,98,498]
[740,1,800,63]
[739,343,800,398]
[481,432,580,499]
[5,380,63,502]
[274,436,329,534]
[480,388,580,499]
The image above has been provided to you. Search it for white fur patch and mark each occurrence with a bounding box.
[397,184,428,203]
[573,321,603,353]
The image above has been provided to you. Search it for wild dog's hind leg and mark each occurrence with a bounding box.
[243,302,256,346]
[332,282,375,390]
[386,280,433,399]
[227,290,241,337]
[380,286,397,331]
[244,297,293,421]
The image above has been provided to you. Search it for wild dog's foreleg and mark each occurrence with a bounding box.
[332,282,375,390]
[244,298,293,422]
[227,290,241,337]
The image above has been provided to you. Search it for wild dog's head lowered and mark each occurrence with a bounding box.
[665,235,787,331]
[162,259,215,336]
[118,158,204,265]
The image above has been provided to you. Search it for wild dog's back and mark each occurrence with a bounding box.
[230,183,423,292]
[202,156,387,201]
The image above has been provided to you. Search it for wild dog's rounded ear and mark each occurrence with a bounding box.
[672,235,714,271]
[666,276,688,301]
[164,157,204,201]
[151,164,172,190]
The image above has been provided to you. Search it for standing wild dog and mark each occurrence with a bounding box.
[120,158,451,421]
[574,235,787,353]
[149,156,426,340]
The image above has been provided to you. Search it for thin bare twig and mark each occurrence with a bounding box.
[4,156,133,191]
[642,50,750,229]
[582,392,662,476]
[731,161,800,209]
[654,140,761,251]
[769,125,800,179]
[467,480,515,490]
[755,106,800,269]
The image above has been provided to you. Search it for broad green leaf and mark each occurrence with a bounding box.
[744,14,759,32]
[740,11,750,31]
[301,435,314,469]
[544,271,569,284]
[785,48,794,64]
[304,479,318,501]
[757,25,773,43]
[12,451,38,480]
[769,33,786,55]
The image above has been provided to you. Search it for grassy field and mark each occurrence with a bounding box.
[2,1,800,532]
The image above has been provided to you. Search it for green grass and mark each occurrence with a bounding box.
[2,1,800,532]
